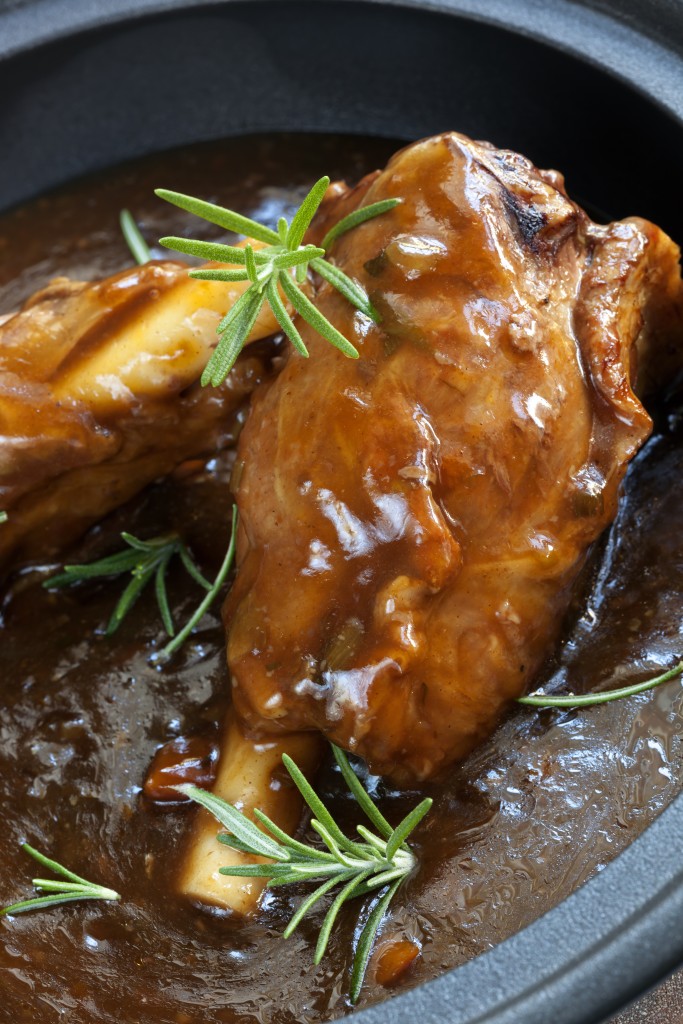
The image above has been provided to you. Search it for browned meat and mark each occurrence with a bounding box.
[225,132,683,783]
[0,260,278,572]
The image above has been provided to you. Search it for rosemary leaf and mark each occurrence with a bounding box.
[177,547,212,590]
[361,866,407,892]
[244,243,258,284]
[314,871,372,965]
[154,189,280,245]
[178,783,287,861]
[216,833,267,855]
[20,844,91,885]
[266,277,309,357]
[356,825,389,854]
[310,819,363,867]
[279,273,360,359]
[202,292,262,387]
[119,209,151,265]
[120,531,158,552]
[282,754,367,858]
[46,549,141,586]
[159,236,256,265]
[189,268,251,283]
[321,198,402,251]
[106,569,151,635]
[30,879,94,894]
[154,563,175,637]
[332,745,393,839]
[385,798,432,860]
[273,245,325,271]
[311,257,378,322]
[286,176,330,250]
[350,877,403,1004]
[283,875,348,939]
[2,893,102,915]
[265,864,341,882]
[252,808,334,862]
[219,864,291,878]
[215,282,261,336]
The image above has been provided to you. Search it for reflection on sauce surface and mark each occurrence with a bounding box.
[0,135,681,1024]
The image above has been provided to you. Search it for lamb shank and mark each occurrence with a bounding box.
[0,259,278,572]
[226,131,683,783]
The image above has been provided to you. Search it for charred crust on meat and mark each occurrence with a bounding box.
[500,187,549,250]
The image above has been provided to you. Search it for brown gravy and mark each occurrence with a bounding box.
[0,134,681,1024]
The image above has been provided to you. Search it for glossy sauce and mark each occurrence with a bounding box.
[0,135,681,1024]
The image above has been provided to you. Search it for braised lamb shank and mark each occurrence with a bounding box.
[226,132,683,783]
[0,260,278,572]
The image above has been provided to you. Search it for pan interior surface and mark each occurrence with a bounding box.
[1,0,682,232]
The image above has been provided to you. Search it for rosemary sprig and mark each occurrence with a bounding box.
[44,532,210,637]
[180,743,431,1003]
[152,505,238,664]
[518,659,683,707]
[1,844,120,916]
[120,208,151,265]
[156,181,399,387]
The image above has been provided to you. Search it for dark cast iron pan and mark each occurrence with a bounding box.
[0,2,682,1022]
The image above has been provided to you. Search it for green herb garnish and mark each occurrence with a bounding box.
[319,198,400,251]
[44,532,210,637]
[518,659,683,707]
[1,844,120,916]
[152,505,238,664]
[0,511,7,524]
[180,743,431,1003]
[155,181,399,387]
[119,208,151,265]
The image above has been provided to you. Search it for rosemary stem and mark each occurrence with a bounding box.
[153,506,237,663]
[519,660,683,707]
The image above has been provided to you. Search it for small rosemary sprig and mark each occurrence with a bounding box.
[518,659,683,708]
[44,531,211,638]
[181,743,431,1003]
[1,844,120,916]
[152,505,238,664]
[156,181,399,387]
[120,208,151,265]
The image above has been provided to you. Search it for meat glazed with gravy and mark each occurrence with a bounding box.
[226,132,683,782]
[0,261,279,573]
